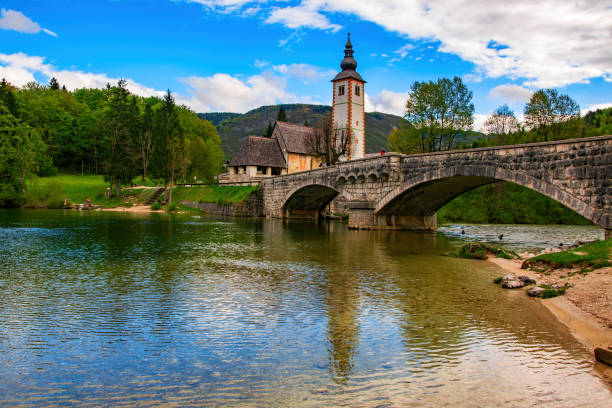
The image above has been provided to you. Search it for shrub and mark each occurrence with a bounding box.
[151,202,161,210]
[167,203,177,212]
[493,277,503,284]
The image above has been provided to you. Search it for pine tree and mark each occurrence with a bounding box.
[277,106,287,122]
[151,90,183,203]
[49,77,60,90]
[263,121,273,137]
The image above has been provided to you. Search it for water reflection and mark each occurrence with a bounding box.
[0,210,610,406]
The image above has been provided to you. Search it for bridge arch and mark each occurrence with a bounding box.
[375,165,609,229]
[281,181,351,219]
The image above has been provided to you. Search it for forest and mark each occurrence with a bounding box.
[0,78,224,207]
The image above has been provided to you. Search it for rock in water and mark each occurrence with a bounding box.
[501,274,525,289]
[527,287,544,297]
[594,347,612,366]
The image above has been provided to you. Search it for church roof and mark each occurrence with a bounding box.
[228,136,286,168]
[274,121,316,155]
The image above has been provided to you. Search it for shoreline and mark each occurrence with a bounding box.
[487,257,612,354]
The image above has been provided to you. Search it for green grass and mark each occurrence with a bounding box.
[493,276,503,284]
[25,175,157,208]
[170,185,259,205]
[452,242,520,260]
[523,239,612,271]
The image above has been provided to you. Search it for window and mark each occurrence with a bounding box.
[338,85,345,96]
[355,85,360,96]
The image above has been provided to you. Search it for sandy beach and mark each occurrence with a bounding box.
[487,256,612,352]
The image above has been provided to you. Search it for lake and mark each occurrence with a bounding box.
[0,210,610,407]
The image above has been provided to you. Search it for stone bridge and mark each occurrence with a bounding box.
[260,135,612,238]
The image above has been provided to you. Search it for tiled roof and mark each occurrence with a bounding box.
[274,121,316,155]
[332,70,365,82]
[228,136,286,168]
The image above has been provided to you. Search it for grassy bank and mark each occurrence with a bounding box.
[20,175,259,209]
[523,239,612,271]
[438,182,591,225]
[24,175,157,208]
[171,185,259,205]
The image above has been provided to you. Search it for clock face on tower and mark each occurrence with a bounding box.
[332,33,366,161]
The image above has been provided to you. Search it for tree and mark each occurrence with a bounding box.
[524,89,580,141]
[49,77,60,90]
[483,105,521,145]
[101,80,139,197]
[402,76,474,152]
[387,120,420,153]
[305,115,349,165]
[262,121,273,137]
[151,90,184,203]
[139,101,154,181]
[0,105,46,201]
[277,106,287,122]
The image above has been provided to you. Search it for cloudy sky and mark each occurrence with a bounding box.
[1,0,611,126]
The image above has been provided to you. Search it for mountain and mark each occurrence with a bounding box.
[198,104,404,159]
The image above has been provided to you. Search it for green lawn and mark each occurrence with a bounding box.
[524,239,611,270]
[25,175,157,208]
[171,185,259,205]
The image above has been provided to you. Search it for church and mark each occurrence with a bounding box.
[219,33,366,185]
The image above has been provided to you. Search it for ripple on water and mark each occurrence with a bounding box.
[0,211,610,407]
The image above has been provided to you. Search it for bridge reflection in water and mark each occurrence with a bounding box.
[262,135,612,238]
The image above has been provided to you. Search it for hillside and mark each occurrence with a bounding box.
[198,104,403,158]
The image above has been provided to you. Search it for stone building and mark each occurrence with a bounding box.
[219,33,365,184]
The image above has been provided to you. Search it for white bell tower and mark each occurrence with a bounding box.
[332,33,366,161]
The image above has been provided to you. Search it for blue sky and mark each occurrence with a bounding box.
[1,0,611,128]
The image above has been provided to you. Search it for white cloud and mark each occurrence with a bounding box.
[0,51,319,114]
[271,63,334,82]
[489,84,534,104]
[254,59,270,68]
[0,52,163,97]
[365,89,406,115]
[394,43,414,59]
[582,102,612,116]
[0,9,56,36]
[264,0,612,88]
[180,73,297,112]
[266,4,341,32]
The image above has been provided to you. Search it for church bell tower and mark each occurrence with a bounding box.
[332,33,366,161]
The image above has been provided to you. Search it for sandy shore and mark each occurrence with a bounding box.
[103,205,160,213]
[487,257,612,353]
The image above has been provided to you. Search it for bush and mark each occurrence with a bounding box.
[167,203,177,212]
[151,202,161,210]
[493,276,503,284]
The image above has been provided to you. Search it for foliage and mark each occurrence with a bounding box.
[523,89,580,142]
[151,202,161,210]
[523,239,611,271]
[493,276,503,284]
[482,105,521,145]
[277,106,287,122]
[438,182,591,225]
[402,76,474,152]
[0,77,224,208]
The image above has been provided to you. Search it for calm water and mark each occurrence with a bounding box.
[0,210,610,407]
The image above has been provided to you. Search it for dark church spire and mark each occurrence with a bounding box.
[340,32,357,71]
